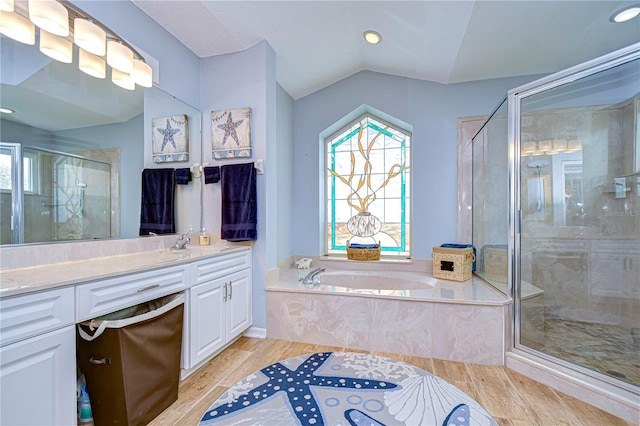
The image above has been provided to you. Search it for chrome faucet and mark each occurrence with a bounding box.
[300,266,326,284]
[171,233,191,250]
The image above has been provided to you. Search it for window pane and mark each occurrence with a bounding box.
[326,113,411,255]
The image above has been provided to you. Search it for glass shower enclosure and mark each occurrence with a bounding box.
[473,43,639,404]
[1,144,111,244]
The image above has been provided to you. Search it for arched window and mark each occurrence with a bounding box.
[325,113,411,258]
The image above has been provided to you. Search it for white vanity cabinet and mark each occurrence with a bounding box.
[184,249,252,370]
[0,288,76,425]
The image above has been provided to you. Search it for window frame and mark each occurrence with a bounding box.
[324,112,412,258]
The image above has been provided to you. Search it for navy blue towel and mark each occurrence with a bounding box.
[350,243,379,249]
[220,163,257,241]
[175,168,192,185]
[139,168,175,235]
[204,166,220,184]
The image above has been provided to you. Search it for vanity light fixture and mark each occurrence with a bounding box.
[519,138,582,156]
[610,5,640,22]
[1,0,153,89]
[363,30,382,45]
[0,0,14,12]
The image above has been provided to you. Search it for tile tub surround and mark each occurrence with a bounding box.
[267,264,509,366]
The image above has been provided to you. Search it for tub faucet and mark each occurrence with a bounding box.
[300,266,326,284]
[171,233,190,250]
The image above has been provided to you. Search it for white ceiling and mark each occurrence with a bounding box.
[132,0,640,100]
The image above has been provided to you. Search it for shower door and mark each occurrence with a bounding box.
[513,48,640,390]
[0,144,112,244]
[0,143,24,244]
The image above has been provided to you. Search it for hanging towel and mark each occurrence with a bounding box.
[203,166,220,184]
[139,168,176,235]
[220,163,257,241]
[175,168,192,185]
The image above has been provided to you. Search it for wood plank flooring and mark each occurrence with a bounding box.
[149,337,632,426]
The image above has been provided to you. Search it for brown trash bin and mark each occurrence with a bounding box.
[77,293,185,426]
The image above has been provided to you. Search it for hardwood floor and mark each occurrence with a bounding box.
[149,337,632,426]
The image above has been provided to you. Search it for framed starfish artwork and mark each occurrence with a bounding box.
[211,107,252,159]
[152,114,189,163]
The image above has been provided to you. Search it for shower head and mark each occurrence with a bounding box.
[527,160,550,169]
[527,160,549,178]
[77,183,87,188]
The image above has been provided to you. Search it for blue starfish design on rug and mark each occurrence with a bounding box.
[216,112,244,146]
[156,119,180,150]
[199,352,398,425]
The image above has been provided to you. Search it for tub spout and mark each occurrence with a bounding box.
[300,266,326,285]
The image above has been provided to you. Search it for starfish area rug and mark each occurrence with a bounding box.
[199,351,497,425]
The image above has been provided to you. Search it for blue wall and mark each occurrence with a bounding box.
[199,41,277,329]
[293,70,539,260]
[276,84,295,261]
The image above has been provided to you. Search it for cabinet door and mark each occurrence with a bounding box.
[189,279,225,367]
[0,325,76,426]
[226,269,252,340]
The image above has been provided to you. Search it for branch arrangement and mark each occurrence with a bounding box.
[329,123,404,213]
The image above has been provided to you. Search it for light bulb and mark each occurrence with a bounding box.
[74,18,106,56]
[112,68,135,90]
[0,0,14,12]
[28,0,69,36]
[39,29,72,63]
[0,11,35,44]
[363,30,381,44]
[79,48,105,79]
[107,40,133,73]
[132,58,152,87]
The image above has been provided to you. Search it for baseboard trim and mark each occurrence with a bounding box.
[243,326,266,339]
[506,350,639,423]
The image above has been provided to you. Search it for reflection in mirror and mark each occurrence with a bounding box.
[0,34,201,245]
[0,145,112,244]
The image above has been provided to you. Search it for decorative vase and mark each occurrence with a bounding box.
[347,212,381,237]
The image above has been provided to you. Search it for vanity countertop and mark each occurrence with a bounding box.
[0,245,249,298]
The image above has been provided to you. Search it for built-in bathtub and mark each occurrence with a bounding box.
[266,261,510,365]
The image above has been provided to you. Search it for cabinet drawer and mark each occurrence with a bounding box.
[76,265,188,322]
[0,287,74,347]
[191,249,251,286]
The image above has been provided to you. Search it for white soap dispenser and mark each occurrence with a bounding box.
[199,226,210,245]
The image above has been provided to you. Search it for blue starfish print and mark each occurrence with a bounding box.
[216,112,243,146]
[199,352,398,425]
[156,119,180,150]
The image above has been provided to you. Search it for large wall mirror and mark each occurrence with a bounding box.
[0,35,201,245]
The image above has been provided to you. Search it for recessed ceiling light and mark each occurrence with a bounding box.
[363,30,381,45]
[610,5,640,23]
[0,107,14,114]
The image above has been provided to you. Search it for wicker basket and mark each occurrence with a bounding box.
[347,240,381,261]
[432,246,474,281]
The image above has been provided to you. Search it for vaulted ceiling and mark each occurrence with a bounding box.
[132,1,640,99]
